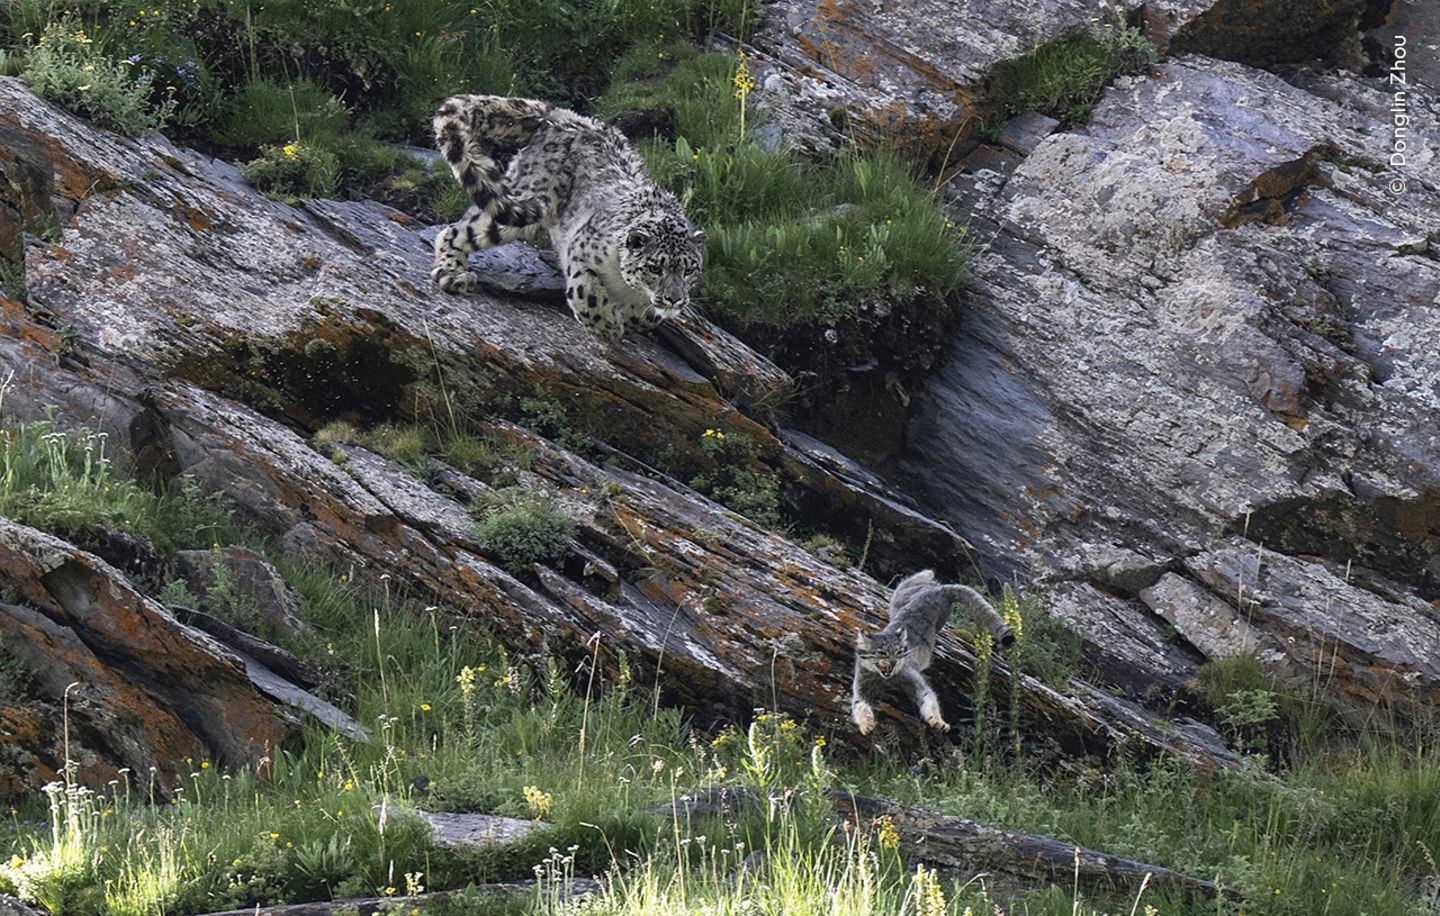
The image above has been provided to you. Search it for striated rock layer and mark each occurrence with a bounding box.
[901,51,1440,714]
[0,74,1242,788]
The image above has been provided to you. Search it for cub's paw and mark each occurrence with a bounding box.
[920,696,950,732]
[431,267,480,294]
[852,700,876,735]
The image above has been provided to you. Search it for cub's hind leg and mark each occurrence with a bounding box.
[903,667,949,732]
[431,206,534,294]
[851,660,877,735]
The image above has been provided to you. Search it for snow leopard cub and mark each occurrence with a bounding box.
[852,571,1016,736]
[431,94,706,341]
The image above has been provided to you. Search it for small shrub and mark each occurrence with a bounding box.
[1194,654,1288,754]
[159,548,270,637]
[688,427,783,528]
[473,489,576,573]
[1006,594,1083,688]
[242,141,341,200]
[22,20,175,135]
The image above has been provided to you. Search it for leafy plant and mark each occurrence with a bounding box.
[689,427,783,528]
[472,488,577,573]
[22,20,175,135]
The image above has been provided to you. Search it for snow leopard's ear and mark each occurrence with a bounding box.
[690,227,707,245]
[625,229,651,250]
[855,631,872,650]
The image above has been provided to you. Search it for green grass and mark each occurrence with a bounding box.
[2,390,1438,916]
[983,22,1156,130]
[0,417,244,553]
[314,418,530,482]
[598,46,969,330]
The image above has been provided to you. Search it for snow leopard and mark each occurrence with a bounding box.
[431,94,706,341]
[852,571,1016,735]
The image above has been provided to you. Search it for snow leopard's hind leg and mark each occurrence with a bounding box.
[431,206,537,294]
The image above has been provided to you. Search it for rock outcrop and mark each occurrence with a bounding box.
[0,519,296,792]
[3,0,1434,787]
[898,45,1439,713]
[0,71,1246,789]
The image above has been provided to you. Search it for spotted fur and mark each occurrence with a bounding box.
[430,94,706,341]
[852,571,1015,736]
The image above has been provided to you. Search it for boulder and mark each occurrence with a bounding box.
[899,52,1439,711]
[0,519,296,794]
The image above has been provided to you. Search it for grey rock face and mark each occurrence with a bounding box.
[174,545,307,634]
[743,0,1221,156]
[900,53,1440,707]
[375,806,545,848]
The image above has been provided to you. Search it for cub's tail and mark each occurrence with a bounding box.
[940,584,1016,648]
[433,94,550,227]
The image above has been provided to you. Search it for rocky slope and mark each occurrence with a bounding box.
[0,0,1436,794]
[0,68,1241,794]
[890,7,1440,712]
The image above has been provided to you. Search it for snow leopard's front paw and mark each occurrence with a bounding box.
[852,700,876,735]
[431,267,481,294]
[920,695,950,732]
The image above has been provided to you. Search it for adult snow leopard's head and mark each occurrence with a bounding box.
[617,209,706,318]
[855,630,910,679]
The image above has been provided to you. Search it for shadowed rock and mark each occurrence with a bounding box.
[0,519,297,791]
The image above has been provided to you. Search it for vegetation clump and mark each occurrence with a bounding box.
[0,418,241,553]
[598,45,969,331]
[21,20,175,136]
[983,20,1156,129]
[688,426,784,528]
[472,487,577,574]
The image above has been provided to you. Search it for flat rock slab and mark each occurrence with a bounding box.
[0,519,296,791]
[375,806,545,848]
[243,653,370,742]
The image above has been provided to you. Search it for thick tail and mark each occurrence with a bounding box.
[433,95,549,227]
[941,584,1015,648]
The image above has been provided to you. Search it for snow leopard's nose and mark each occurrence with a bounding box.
[658,277,687,309]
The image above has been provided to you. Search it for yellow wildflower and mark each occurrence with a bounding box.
[522,785,553,820]
[875,815,900,850]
